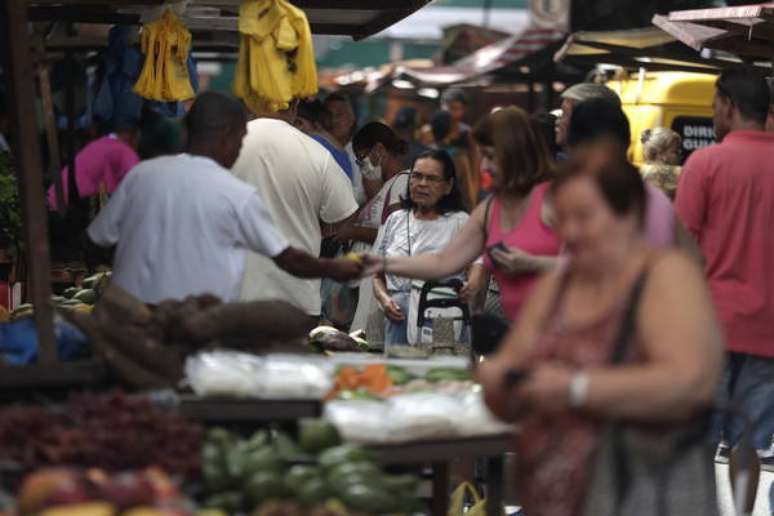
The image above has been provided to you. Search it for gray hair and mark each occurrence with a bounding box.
[561,83,621,107]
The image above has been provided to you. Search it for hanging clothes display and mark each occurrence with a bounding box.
[234,0,318,114]
[133,9,195,102]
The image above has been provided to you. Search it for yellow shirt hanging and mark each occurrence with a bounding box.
[134,10,195,102]
[234,0,318,114]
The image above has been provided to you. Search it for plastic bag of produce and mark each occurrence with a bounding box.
[324,400,391,443]
[386,393,459,442]
[260,354,334,398]
[185,351,265,397]
[455,388,512,437]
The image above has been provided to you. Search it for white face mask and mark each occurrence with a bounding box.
[360,155,382,181]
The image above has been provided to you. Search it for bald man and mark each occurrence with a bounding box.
[88,92,362,307]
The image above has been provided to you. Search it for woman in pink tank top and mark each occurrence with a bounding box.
[364,106,561,323]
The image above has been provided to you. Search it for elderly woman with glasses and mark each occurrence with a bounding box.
[372,149,474,346]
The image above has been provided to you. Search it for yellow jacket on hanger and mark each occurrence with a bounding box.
[134,9,195,102]
[234,0,318,114]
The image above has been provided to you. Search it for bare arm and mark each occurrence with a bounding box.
[367,202,488,279]
[273,247,362,282]
[373,274,404,321]
[578,252,723,420]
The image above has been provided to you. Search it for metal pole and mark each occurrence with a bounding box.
[1,0,58,364]
[483,0,493,28]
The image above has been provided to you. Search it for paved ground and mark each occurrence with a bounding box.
[717,463,773,516]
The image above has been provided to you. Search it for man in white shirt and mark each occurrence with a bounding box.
[232,101,360,317]
[88,92,362,306]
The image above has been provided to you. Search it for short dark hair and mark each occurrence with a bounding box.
[531,112,560,158]
[353,122,408,156]
[401,149,467,215]
[567,98,631,150]
[716,67,770,124]
[441,87,469,106]
[430,111,452,143]
[473,106,555,196]
[323,92,353,107]
[297,98,330,128]
[552,152,647,227]
[186,91,246,143]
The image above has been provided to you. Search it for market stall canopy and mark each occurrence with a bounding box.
[395,25,566,86]
[555,25,759,73]
[653,3,774,60]
[26,0,433,48]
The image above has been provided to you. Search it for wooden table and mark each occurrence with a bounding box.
[368,433,514,516]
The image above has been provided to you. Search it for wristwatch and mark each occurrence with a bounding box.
[568,371,590,408]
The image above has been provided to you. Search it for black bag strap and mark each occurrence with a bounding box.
[608,268,649,514]
[610,269,649,364]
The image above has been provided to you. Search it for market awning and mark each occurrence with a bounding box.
[555,25,755,74]
[652,3,774,60]
[396,25,566,86]
[26,0,433,48]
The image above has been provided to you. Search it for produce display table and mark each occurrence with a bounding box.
[176,394,323,423]
[368,433,515,516]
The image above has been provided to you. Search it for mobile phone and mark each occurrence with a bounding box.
[503,368,530,388]
[486,242,509,266]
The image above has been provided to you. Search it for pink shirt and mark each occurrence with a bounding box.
[676,131,774,358]
[47,135,139,210]
[484,182,562,321]
[644,183,675,248]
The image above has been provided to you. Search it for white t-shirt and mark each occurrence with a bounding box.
[232,118,359,315]
[87,153,288,304]
[374,209,469,292]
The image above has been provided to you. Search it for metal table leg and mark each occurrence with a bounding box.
[486,454,505,516]
[431,461,450,515]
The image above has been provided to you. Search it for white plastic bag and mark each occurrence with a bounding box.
[184,351,264,397]
[324,400,392,443]
[184,352,334,398]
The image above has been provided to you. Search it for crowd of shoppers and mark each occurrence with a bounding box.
[42,58,774,513]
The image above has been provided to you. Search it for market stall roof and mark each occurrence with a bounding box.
[555,25,758,74]
[26,0,433,46]
[652,3,774,59]
[395,25,566,86]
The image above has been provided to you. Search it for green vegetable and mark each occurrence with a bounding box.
[73,289,97,305]
[386,365,414,385]
[202,491,244,512]
[297,477,332,507]
[327,461,381,482]
[285,464,321,493]
[319,444,373,470]
[240,446,284,477]
[425,367,472,382]
[298,419,341,454]
[337,389,383,401]
[339,483,400,514]
[243,471,291,505]
[63,287,80,299]
[271,430,303,461]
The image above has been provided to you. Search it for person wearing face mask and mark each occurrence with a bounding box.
[324,93,381,205]
[346,122,410,333]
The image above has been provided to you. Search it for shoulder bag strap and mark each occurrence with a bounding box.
[481,194,495,244]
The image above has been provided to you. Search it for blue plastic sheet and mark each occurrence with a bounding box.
[0,317,89,365]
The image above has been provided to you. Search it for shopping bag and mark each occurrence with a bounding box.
[448,481,486,516]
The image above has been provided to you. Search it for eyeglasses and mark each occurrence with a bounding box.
[410,172,446,185]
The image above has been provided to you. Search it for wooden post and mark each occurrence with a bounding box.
[1,0,58,364]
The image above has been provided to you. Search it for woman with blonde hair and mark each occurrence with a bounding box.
[640,127,682,199]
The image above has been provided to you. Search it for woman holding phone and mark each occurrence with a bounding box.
[365,106,561,323]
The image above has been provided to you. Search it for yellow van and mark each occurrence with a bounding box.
[605,71,717,165]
